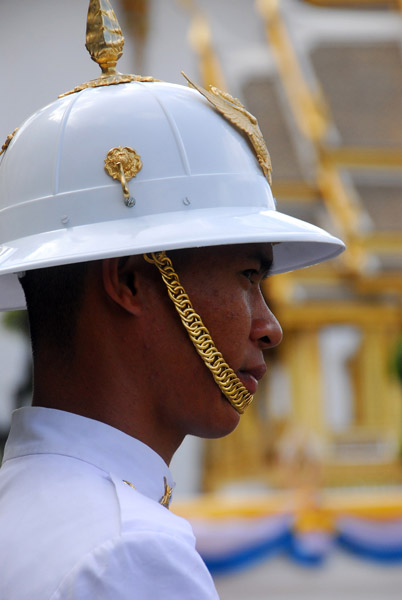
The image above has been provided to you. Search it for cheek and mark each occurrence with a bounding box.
[195,289,253,356]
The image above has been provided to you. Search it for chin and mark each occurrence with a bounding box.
[197,393,242,440]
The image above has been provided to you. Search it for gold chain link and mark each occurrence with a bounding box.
[144,251,253,414]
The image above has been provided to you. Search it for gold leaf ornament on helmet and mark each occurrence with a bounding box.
[181,72,272,185]
[0,129,18,157]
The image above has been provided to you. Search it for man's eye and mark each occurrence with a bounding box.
[242,269,258,282]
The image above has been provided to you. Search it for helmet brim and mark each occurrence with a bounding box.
[0,206,344,311]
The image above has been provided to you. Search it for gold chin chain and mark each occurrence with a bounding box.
[143,251,253,414]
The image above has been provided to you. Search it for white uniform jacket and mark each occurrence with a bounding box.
[0,407,219,600]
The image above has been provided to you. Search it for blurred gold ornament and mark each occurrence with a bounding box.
[121,0,149,74]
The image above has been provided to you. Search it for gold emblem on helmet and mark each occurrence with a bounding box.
[181,72,272,185]
[104,146,142,207]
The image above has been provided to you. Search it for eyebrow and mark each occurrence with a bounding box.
[247,251,274,273]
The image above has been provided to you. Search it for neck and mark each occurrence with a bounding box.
[31,340,184,465]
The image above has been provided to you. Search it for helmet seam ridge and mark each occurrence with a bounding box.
[142,84,192,177]
[53,93,84,197]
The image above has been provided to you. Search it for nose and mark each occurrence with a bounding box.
[250,296,283,350]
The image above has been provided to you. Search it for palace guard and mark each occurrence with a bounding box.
[0,1,344,598]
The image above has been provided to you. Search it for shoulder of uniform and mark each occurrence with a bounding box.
[110,474,196,546]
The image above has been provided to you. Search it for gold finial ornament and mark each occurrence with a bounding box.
[86,0,124,74]
[59,0,158,98]
[144,251,253,414]
[181,72,272,185]
[104,146,142,207]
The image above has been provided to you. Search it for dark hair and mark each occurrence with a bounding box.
[19,262,89,358]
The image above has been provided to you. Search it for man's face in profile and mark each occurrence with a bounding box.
[140,242,283,443]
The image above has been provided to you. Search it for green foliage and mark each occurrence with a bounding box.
[2,310,30,338]
[395,337,402,384]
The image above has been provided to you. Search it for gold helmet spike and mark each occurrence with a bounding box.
[85,0,125,76]
[59,0,158,97]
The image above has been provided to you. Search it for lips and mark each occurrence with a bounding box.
[237,363,267,395]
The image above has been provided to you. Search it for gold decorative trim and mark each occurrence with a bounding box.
[123,479,136,489]
[182,72,272,185]
[59,0,159,97]
[0,128,18,157]
[59,73,159,98]
[105,146,142,207]
[123,477,173,509]
[144,251,253,414]
[160,477,173,509]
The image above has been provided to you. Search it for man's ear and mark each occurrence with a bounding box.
[102,257,142,315]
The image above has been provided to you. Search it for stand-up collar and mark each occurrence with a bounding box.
[2,407,175,505]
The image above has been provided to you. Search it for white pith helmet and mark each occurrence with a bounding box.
[0,5,344,313]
